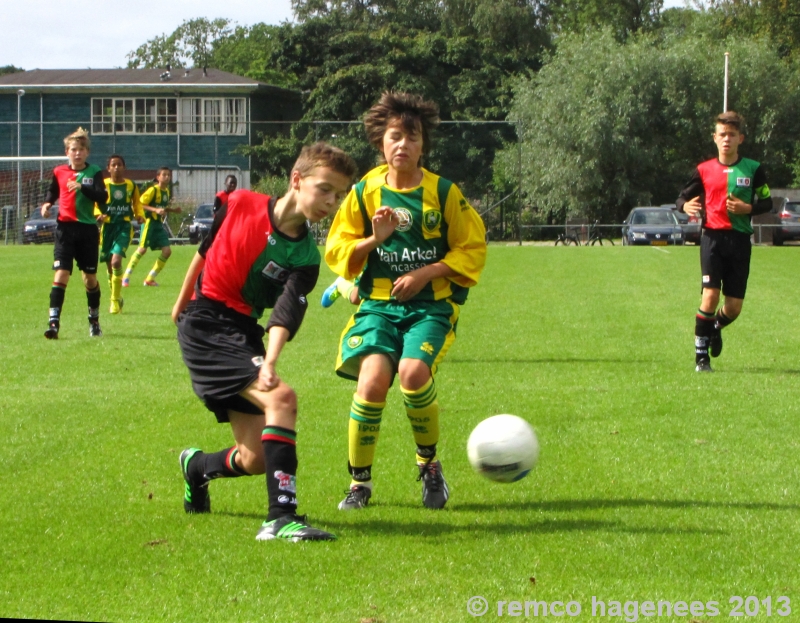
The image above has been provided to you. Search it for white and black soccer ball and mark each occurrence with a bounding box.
[467,414,539,483]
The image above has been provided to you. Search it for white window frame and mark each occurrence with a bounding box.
[91,97,177,135]
[179,97,247,135]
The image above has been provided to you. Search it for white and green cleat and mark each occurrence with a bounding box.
[255,514,336,542]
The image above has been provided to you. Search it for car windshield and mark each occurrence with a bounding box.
[784,202,800,214]
[195,205,214,219]
[632,210,675,225]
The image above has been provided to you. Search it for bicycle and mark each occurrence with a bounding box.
[554,231,580,246]
[175,214,194,242]
[586,220,615,246]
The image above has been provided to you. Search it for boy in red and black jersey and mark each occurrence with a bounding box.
[41,127,109,339]
[676,111,772,372]
[212,174,237,212]
[171,143,356,541]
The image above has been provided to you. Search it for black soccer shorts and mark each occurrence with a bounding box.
[177,299,266,423]
[53,221,99,274]
[700,229,752,299]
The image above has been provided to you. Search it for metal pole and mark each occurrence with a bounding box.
[12,89,25,245]
[517,120,523,246]
[723,52,729,112]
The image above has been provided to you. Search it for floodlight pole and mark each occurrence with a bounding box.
[723,52,729,112]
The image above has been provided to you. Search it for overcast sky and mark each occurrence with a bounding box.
[6,0,687,71]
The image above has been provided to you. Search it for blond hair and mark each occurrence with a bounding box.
[64,127,91,150]
[292,142,357,180]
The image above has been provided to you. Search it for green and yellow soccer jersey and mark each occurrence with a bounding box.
[95,179,143,223]
[140,185,170,222]
[325,166,487,303]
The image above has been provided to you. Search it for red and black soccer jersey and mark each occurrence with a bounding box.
[676,157,771,235]
[196,189,320,340]
[213,190,230,212]
[45,163,108,225]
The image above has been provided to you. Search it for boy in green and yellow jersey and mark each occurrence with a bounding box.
[122,166,181,287]
[95,155,144,314]
[325,92,487,511]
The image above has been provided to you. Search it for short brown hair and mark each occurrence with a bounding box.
[292,142,358,181]
[716,111,745,132]
[364,92,440,157]
[64,127,90,150]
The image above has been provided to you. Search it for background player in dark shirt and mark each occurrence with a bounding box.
[676,111,772,372]
[213,174,237,212]
[41,127,108,339]
[171,143,356,541]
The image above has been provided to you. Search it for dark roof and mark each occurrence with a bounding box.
[0,68,293,94]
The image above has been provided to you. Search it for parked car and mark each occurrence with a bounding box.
[622,207,684,246]
[772,199,800,246]
[188,203,215,244]
[23,205,59,244]
[672,210,701,244]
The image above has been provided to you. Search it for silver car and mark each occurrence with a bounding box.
[622,207,684,246]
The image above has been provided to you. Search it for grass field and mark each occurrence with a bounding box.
[1,243,799,623]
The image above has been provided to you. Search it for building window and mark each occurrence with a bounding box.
[91,98,177,134]
[180,98,246,135]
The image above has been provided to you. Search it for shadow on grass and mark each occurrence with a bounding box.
[448,358,652,365]
[730,367,800,375]
[453,498,800,513]
[111,334,176,341]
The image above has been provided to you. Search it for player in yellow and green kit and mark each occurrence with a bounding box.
[122,166,181,287]
[325,92,487,511]
[96,155,144,313]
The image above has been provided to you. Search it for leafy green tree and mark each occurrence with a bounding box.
[500,28,799,223]
[700,0,800,58]
[548,0,665,40]
[0,65,24,76]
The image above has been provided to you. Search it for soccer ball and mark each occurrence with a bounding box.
[467,414,539,483]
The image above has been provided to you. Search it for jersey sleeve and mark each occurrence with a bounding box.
[198,203,228,258]
[94,179,110,218]
[44,173,59,205]
[324,189,368,280]
[265,263,320,341]
[441,184,487,288]
[751,165,772,215]
[131,185,144,219]
[676,168,704,213]
[140,186,155,206]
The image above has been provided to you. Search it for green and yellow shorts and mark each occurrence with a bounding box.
[335,298,460,381]
[139,218,170,250]
[99,221,133,263]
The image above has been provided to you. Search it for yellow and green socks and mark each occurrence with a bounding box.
[110,268,123,303]
[347,394,384,485]
[401,377,440,464]
[124,248,145,280]
[146,253,168,283]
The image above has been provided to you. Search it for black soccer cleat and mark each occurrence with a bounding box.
[180,448,210,514]
[89,320,103,337]
[417,459,449,510]
[338,484,372,510]
[710,327,723,358]
[255,514,336,542]
[695,359,714,373]
[44,320,59,340]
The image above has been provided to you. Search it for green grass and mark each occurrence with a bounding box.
[1,243,799,623]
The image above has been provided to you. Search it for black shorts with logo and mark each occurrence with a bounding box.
[53,221,100,274]
[177,298,266,423]
[700,229,752,299]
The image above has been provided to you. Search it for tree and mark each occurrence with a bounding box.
[499,28,799,223]
[548,0,665,41]
[127,18,233,69]
[0,65,24,76]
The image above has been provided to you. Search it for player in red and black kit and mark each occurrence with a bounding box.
[676,111,772,372]
[171,143,356,541]
[41,128,109,339]
[212,174,237,212]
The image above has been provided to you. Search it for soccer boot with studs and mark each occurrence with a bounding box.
[180,448,210,514]
[338,484,372,510]
[89,319,103,337]
[44,319,60,340]
[418,459,449,510]
[709,325,723,358]
[320,280,342,308]
[695,359,714,373]
[255,514,336,542]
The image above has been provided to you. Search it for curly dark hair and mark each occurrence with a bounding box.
[364,92,440,158]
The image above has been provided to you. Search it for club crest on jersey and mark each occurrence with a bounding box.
[81,177,93,186]
[262,260,290,283]
[736,177,751,187]
[423,210,442,232]
[113,189,125,200]
[393,207,413,232]
[274,471,296,493]
[347,335,363,348]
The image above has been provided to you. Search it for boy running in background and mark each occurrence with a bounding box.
[213,174,237,212]
[676,111,772,372]
[41,127,108,339]
[172,143,357,541]
[325,92,487,511]
[122,167,181,287]
[96,155,144,314]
